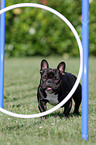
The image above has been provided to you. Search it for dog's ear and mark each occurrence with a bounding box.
[40,59,49,73]
[57,62,66,75]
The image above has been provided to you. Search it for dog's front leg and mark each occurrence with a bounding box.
[63,99,72,117]
[37,86,47,112]
[38,100,47,112]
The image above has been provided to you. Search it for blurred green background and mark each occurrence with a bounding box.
[4,0,96,57]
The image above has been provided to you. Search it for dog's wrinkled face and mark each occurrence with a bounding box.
[40,59,66,94]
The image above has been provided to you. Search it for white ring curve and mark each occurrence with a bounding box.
[0,3,83,118]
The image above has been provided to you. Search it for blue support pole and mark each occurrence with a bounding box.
[82,0,89,140]
[0,0,5,108]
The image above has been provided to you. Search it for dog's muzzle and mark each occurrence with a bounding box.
[46,87,53,94]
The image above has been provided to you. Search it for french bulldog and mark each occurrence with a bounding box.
[37,59,81,117]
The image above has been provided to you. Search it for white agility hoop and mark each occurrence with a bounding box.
[0,3,83,118]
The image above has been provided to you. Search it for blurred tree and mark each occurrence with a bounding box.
[4,0,95,57]
[41,0,48,5]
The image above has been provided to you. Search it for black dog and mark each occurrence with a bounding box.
[37,59,81,117]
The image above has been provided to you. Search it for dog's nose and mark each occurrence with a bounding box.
[48,80,52,84]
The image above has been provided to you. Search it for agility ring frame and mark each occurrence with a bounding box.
[0,1,89,141]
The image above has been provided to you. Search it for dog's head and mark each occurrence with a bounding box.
[40,59,66,94]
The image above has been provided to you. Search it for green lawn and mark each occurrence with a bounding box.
[0,57,96,145]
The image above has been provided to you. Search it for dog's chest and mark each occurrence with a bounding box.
[46,93,59,106]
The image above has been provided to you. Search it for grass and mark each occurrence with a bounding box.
[0,56,96,145]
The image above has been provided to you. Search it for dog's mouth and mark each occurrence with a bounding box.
[46,87,53,94]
